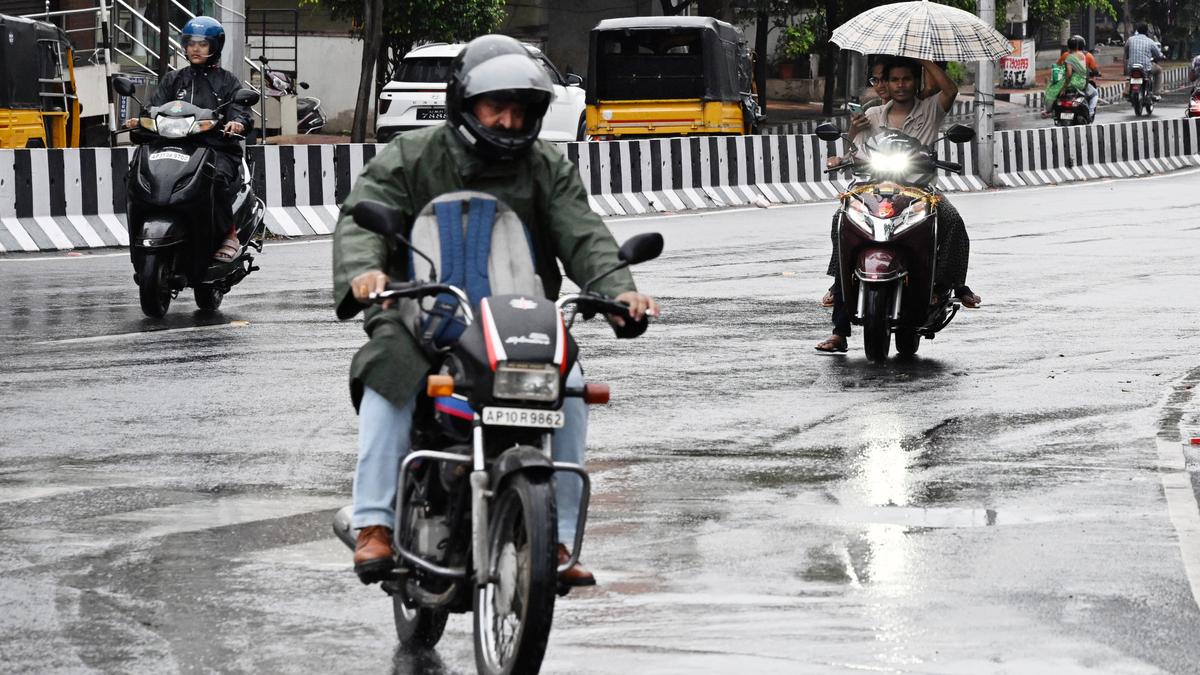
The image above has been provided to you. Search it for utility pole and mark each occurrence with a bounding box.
[975,0,996,186]
[156,0,170,80]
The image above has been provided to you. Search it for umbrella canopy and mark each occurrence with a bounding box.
[830,0,1012,62]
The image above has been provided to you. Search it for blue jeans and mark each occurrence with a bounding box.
[352,364,588,546]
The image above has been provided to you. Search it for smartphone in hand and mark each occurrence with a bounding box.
[845,101,863,114]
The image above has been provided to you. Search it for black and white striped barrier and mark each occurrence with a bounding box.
[994,117,1200,187]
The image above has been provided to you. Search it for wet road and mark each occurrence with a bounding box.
[997,87,1195,130]
[3,170,1200,673]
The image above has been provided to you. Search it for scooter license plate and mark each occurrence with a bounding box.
[1129,78,1143,85]
[482,407,565,429]
[416,107,447,120]
[1058,113,1076,120]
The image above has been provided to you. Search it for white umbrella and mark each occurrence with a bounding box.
[830,0,1012,62]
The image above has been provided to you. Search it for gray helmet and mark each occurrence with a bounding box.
[446,35,555,160]
[1068,35,1087,51]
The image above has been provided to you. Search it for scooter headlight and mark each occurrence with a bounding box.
[493,362,560,403]
[155,115,195,139]
[845,199,872,233]
[869,152,912,177]
[890,199,929,236]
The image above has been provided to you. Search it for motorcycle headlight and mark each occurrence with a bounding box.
[890,199,929,236]
[869,152,912,176]
[155,115,195,139]
[493,362,560,403]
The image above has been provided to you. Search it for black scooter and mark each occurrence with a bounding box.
[331,199,661,675]
[112,77,266,318]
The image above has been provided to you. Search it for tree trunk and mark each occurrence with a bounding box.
[351,0,383,143]
[755,9,768,115]
[821,0,838,116]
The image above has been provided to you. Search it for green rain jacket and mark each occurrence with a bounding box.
[332,125,636,410]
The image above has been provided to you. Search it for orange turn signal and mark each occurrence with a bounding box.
[583,383,610,405]
[426,375,454,398]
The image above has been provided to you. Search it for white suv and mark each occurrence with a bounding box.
[376,42,587,143]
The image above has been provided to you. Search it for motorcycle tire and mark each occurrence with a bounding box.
[139,253,172,318]
[194,285,224,312]
[1132,92,1143,116]
[895,328,920,356]
[862,285,891,362]
[473,472,557,675]
[394,592,449,649]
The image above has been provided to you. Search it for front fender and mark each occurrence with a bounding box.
[856,248,907,282]
[489,445,555,492]
[134,216,187,249]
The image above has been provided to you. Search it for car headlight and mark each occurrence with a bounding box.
[155,115,195,138]
[869,152,912,176]
[493,362,560,403]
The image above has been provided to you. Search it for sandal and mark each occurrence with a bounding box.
[820,290,835,308]
[815,335,848,353]
[955,285,982,309]
[213,238,240,263]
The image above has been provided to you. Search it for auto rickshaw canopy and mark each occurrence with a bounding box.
[587,16,752,105]
[0,14,73,110]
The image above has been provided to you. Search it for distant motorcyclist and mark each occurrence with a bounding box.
[125,16,252,262]
[1125,22,1165,101]
[333,35,657,587]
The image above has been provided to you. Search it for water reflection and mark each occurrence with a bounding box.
[854,413,910,507]
[390,646,461,675]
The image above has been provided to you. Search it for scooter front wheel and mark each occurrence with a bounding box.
[862,285,892,362]
[139,253,173,318]
[473,473,557,675]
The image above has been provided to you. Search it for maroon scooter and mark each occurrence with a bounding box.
[816,123,975,361]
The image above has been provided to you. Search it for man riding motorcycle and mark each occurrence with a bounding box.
[125,16,251,262]
[1125,22,1165,101]
[332,34,658,588]
[816,57,979,353]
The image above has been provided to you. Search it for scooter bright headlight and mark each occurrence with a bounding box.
[869,152,912,176]
[493,362,560,403]
[155,115,195,139]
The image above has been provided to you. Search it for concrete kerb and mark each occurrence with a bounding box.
[1,117,1197,252]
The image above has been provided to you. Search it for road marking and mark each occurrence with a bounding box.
[35,320,254,345]
[1155,371,1200,611]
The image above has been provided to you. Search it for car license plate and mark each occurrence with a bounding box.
[482,407,564,429]
[416,107,447,120]
[1129,78,1143,85]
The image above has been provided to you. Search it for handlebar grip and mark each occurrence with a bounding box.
[936,161,964,174]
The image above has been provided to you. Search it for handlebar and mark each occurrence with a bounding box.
[368,282,475,324]
[556,292,649,339]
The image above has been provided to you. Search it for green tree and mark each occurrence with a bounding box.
[301,0,508,140]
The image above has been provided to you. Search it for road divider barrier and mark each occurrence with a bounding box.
[0,116,1196,252]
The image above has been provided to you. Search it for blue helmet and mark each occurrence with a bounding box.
[181,16,225,61]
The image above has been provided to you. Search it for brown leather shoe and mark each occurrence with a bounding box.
[354,525,394,584]
[557,544,596,587]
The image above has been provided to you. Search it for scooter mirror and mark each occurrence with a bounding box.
[945,124,975,144]
[814,123,842,142]
[112,77,137,97]
[618,232,664,265]
[299,81,310,90]
[233,89,260,106]
[352,200,403,239]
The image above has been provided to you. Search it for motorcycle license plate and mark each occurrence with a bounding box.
[482,407,564,429]
[1129,78,1143,85]
[1058,113,1076,120]
[416,107,447,120]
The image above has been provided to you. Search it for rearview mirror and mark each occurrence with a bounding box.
[112,77,136,97]
[566,73,583,87]
[233,89,260,106]
[352,200,403,239]
[814,122,842,142]
[618,232,663,265]
[945,124,975,144]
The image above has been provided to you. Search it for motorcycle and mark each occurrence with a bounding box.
[260,60,326,135]
[1187,85,1200,119]
[1128,63,1155,116]
[816,122,975,362]
[112,77,266,318]
[331,199,662,675]
[1052,88,1093,126]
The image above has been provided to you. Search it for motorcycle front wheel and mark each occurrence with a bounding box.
[862,285,892,362]
[473,473,557,675]
[139,253,173,318]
